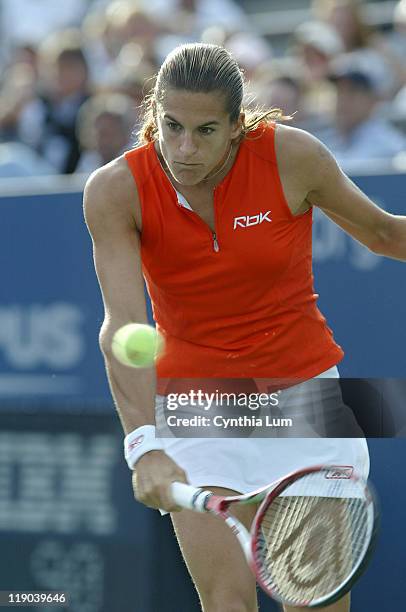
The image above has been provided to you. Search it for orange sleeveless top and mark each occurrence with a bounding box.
[125,124,343,387]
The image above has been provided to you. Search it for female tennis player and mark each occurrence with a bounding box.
[84,43,406,612]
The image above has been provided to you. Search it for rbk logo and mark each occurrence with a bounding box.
[233,211,272,230]
[128,434,145,451]
[325,466,354,479]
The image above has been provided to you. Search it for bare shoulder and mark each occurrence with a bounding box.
[274,123,340,193]
[274,123,331,163]
[83,155,141,236]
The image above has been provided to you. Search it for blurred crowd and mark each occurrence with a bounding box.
[1,0,406,177]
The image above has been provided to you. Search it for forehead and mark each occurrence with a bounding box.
[157,88,229,123]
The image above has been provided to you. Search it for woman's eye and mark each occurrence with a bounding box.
[167,122,181,131]
[199,127,214,135]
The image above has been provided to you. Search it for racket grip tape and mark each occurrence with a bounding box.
[170,482,211,512]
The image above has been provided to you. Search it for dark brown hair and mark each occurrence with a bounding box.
[138,43,288,144]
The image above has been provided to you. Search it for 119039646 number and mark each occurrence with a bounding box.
[7,592,67,605]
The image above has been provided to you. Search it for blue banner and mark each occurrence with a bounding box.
[1,189,109,406]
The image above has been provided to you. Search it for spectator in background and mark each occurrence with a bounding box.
[98,2,164,66]
[0,0,87,68]
[36,30,91,173]
[313,0,405,97]
[254,71,303,121]
[312,0,369,53]
[252,58,325,133]
[0,62,39,144]
[0,40,43,147]
[289,21,343,127]
[318,56,406,169]
[75,93,138,173]
[2,0,405,178]
[111,43,156,108]
[223,31,273,80]
[82,3,163,90]
[141,0,247,35]
[141,0,249,61]
[0,54,55,177]
[80,7,123,89]
[293,21,343,83]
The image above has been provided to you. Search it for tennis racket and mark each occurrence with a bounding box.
[170,465,379,608]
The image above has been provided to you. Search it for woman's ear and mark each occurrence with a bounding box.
[231,111,245,140]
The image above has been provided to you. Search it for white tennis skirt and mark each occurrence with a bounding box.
[155,366,370,514]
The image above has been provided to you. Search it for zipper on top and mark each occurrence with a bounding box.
[211,185,220,253]
[175,187,221,253]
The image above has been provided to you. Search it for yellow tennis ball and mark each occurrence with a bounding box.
[111,323,164,368]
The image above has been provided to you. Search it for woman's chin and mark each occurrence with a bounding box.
[171,170,205,186]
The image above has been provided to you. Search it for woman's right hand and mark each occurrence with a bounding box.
[132,450,189,512]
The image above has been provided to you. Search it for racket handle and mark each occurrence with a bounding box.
[170,482,211,512]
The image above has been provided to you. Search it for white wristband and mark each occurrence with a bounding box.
[124,425,164,470]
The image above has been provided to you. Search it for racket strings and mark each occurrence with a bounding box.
[254,472,372,606]
[260,497,354,601]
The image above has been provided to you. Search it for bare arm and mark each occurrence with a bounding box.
[83,159,155,432]
[280,125,406,261]
[83,158,187,510]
